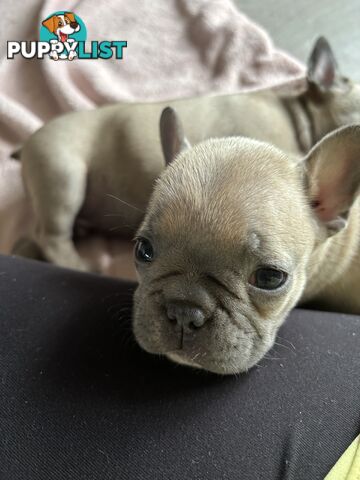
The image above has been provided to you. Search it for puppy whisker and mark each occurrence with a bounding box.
[276,336,296,351]
[106,193,145,213]
[191,352,201,362]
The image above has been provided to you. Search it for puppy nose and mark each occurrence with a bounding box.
[166,302,207,330]
[70,21,78,28]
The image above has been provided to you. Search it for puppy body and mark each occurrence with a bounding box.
[19,90,297,270]
[22,90,299,227]
[18,38,360,273]
[302,196,360,313]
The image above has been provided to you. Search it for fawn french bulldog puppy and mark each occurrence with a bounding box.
[132,107,360,375]
[14,37,360,272]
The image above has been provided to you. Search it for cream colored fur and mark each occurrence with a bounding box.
[14,38,360,374]
[15,38,360,273]
[133,122,360,375]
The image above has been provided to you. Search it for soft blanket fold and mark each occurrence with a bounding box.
[0,0,305,278]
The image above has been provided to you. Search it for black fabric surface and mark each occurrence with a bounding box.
[0,254,359,480]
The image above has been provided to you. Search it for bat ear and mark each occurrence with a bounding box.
[65,12,76,23]
[304,124,360,236]
[160,107,191,166]
[42,15,57,33]
[307,36,342,92]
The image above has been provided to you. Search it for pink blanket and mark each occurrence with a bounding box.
[0,0,305,279]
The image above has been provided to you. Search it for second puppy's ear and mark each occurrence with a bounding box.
[160,107,191,165]
[307,36,339,92]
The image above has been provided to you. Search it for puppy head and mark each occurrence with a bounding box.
[304,37,360,137]
[132,108,360,375]
[42,13,80,37]
[133,109,312,374]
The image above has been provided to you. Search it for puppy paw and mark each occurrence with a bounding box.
[49,51,59,61]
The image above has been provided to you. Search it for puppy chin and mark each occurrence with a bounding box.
[165,351,250,375]
[165,352,246,375]
[166,331,276,375]
[166,352,203,370]
[136,334,274,375]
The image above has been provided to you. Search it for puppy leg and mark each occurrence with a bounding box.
[12,237,45,261]
[26,160,91,272]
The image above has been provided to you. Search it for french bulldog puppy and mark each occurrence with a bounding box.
[14,37,360,272]
[132,107,360,375]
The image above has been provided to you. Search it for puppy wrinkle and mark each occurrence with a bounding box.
[217,300,232,321]
[205,274,241,301]
[239,310,263,340]
[148,288,162,298]
[216,301,254,336]
[153,270,183,283]
[215,293,263,340]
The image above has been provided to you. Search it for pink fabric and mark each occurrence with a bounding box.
[0,0,306,279]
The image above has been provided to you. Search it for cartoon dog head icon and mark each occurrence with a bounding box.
[41,12,81,61]
[42,12,80,42]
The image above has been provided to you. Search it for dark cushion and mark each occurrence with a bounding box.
[0,254,359,480]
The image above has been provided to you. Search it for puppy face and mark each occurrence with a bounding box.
[42,13,80,41]
[133,137,315,374]
[132,109,360,375]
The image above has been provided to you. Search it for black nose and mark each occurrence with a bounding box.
[70,21,78,29]
[166,302,207,330]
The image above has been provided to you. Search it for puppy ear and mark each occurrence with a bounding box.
[42,15,57,33]
[160,107,190,165]
[307,37,339,92]
[305,125,360,235]
[65,12,76,23]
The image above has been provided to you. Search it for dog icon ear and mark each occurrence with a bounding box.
[64,12,76,23]
[42,15,57,33]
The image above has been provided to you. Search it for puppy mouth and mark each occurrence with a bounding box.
[135,327,210,369]
[137,328,264,374]
[60,32,68,42]
[133,306,265,374]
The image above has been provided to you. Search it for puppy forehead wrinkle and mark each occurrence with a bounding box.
[152,137,300,240]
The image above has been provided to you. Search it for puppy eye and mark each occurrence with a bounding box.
[135,238,154,263]
[250,268,287,290]
[58,21,63,26]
